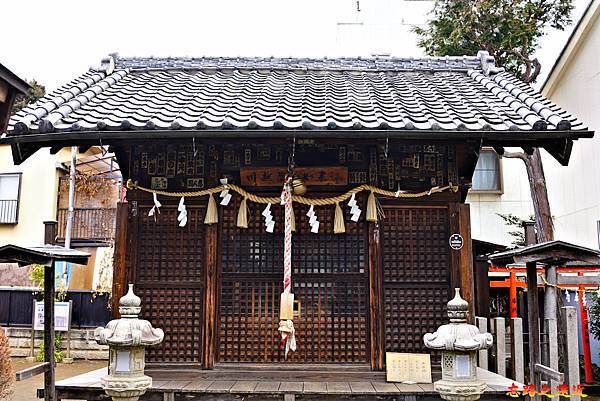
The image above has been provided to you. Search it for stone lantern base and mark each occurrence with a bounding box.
[434,379,487,401]
[101,374,152,401]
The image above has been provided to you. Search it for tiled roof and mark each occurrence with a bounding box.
[7,52,587,135]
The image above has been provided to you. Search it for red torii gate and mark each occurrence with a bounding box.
[489,264,600,383]
[490,241,600,399]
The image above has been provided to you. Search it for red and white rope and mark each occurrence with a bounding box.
[279,178,296,358]
[283,185,292,293]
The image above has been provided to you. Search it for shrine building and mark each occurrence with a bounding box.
[2,53,592,398]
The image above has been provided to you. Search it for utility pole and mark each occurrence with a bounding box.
[64,147,77,250]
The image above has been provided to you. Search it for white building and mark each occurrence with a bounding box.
[542,0,600,249]
[467,153,534,246]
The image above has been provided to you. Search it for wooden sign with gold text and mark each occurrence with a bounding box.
[386,353,432,383]
[240,167,348,187]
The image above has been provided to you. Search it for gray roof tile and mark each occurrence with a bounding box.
[6,53,588,136]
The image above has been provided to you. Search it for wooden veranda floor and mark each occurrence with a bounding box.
[48,366,517,400]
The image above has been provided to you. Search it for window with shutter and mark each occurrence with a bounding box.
[0,173,21,224]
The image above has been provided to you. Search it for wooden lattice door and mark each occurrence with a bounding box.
[219,196,369,363]
[380,205,451,354]
[134,204,205,364]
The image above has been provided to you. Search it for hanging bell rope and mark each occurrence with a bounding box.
[278,177,297,358]
[290,203,296,233]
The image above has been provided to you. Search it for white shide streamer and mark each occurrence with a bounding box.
[306,205,319,233]
[262,203,274,233]
[177,196,187,227]
[148,192,162,218]
[348,193,361,222]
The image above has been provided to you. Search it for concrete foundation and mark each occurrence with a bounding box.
[5,327,108,360]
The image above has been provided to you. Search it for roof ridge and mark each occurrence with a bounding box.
[109,53,487,73]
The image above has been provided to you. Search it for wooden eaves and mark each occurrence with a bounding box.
[1,127,591,167]
[488,240,600,267]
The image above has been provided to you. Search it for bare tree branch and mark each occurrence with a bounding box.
[503,151,529,163]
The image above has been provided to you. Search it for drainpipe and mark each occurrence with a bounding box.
[64,146,77,250]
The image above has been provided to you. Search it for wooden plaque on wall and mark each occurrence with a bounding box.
[240,166,348,187]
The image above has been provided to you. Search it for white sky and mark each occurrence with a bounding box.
[1,0,591,91]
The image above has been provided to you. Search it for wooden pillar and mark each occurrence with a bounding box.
[44,261,55,401]
[526,261,541,401]
[43,221,58,245]
[202,224,218,369]
[111,202,129,317]
[368,222,384,370]
[509,271,518,319]
[452,203,474,321]
[523,221,537,245]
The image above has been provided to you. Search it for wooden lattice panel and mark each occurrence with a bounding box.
[135,205,205,364]
[219,196,368,363]
[381,206,450,354]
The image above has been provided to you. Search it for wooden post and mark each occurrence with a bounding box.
[545,318,560,390]
[526,261,541,401]
[43,221,58,245]
[493,317,506,377]
[44,261,55,401]
[564,306,580,401]
[543,264,558,371]
[368,222,384,370]
[473,257,491,320]
[450,203,474,322]
[523,221,537,245]
[458,204,475,322]
[111,202,129,317]
[475,317,488,369]
[509,271,518,319]
[510,318,524,384]
[578,274,593,384]
[202,224,218,369]
[111,202,129,319]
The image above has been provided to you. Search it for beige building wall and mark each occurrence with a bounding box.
[0,145,60,245]
[542,3,600,249]
[466,156,534,246]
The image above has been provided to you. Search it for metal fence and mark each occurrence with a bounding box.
[57,207,116,241]
[0,288,111,328]
[0,199,19,224]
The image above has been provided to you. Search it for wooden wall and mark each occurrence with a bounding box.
[112,139,476,370]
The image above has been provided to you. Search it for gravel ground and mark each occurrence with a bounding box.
[10,358,105,401]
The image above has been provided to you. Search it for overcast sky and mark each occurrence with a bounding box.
[2,0,590,91]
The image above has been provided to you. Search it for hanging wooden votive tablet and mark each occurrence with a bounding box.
[280,292,295,320]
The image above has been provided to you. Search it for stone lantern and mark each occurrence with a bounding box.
[95,284,164,401]
[423,288,493,401]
